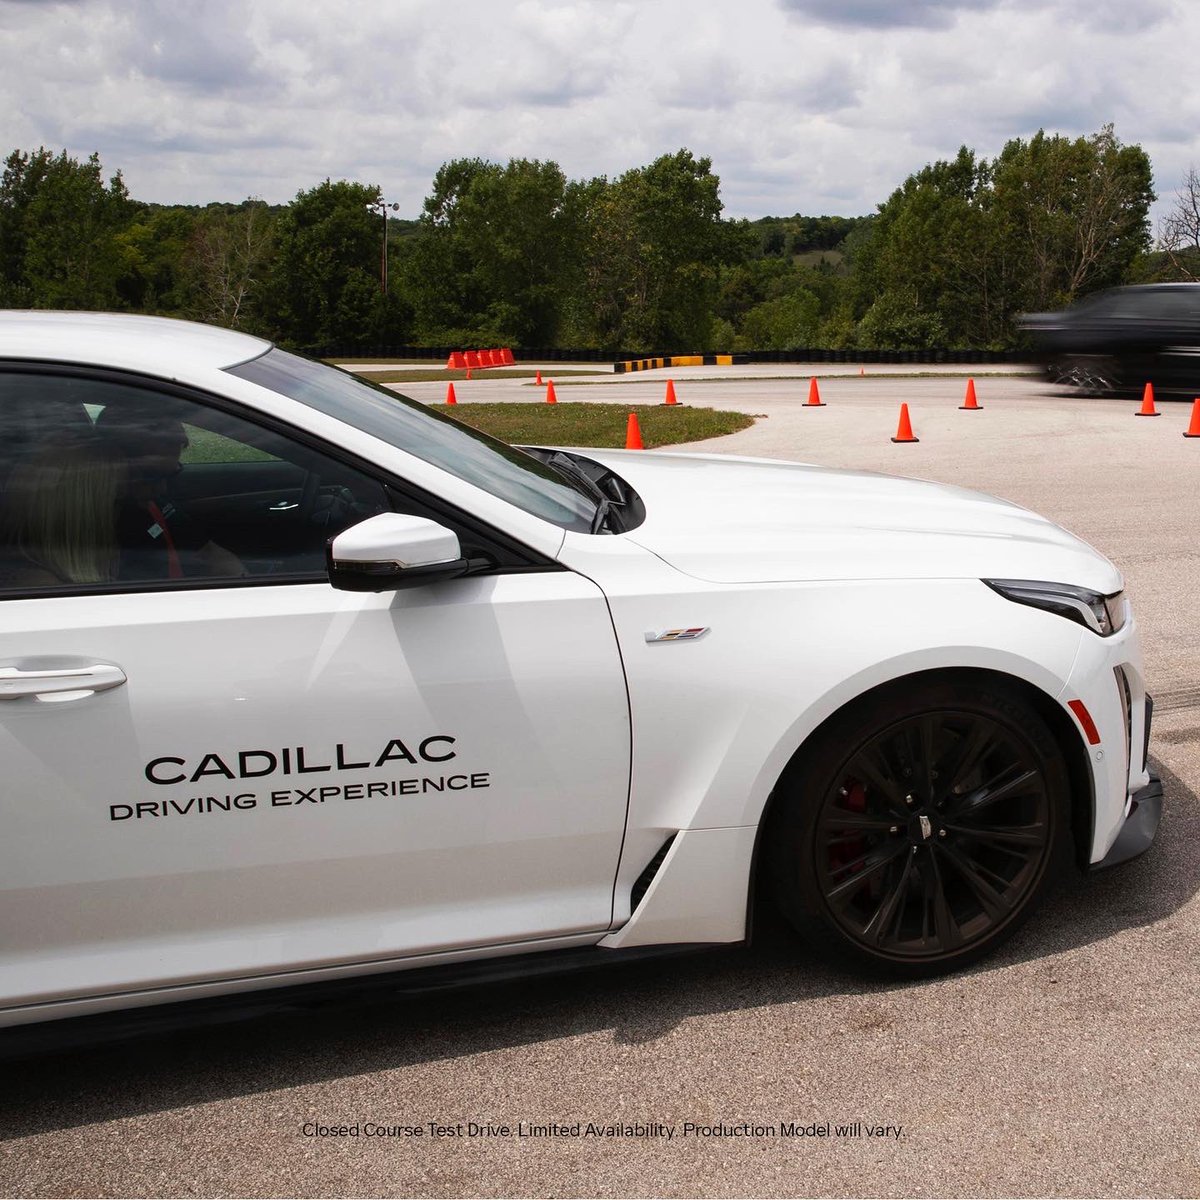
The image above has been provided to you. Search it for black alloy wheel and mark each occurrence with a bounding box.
[1050,357,1119,396]
[769,678,1070,974]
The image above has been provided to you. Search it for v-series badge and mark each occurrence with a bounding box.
[144,736,457,785]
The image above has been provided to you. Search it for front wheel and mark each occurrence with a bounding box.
[768,678,1071,975]
[1049,356,1119,395]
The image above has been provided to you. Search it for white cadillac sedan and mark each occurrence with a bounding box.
[0,312,1161,1032]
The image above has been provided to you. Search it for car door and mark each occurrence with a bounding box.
[0,368,631,1013]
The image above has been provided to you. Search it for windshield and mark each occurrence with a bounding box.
[227,349,595,532]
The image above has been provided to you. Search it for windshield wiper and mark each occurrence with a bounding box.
[546,452,623,534]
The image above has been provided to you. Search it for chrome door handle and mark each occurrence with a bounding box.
[0,660,127,700]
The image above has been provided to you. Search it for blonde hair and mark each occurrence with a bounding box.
[6,441,125,583]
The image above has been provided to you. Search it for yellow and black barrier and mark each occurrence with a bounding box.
[613,354,745,374]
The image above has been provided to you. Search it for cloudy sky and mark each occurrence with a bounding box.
[2,0,1196,227]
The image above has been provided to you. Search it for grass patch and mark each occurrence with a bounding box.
[440,403,755,448]
[182,425,277,463]
[181,402,754,465]
[792,249,844,268]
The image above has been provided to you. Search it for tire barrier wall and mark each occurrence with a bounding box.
[742,348,1026,365]
[614,354,746,374]
[323,344,1031,367]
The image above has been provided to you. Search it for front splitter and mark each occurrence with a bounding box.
[1090,773,1164,871]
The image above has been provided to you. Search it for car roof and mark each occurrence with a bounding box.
[0,311,272,375]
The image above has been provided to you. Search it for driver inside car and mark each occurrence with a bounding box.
[94,405,245,581]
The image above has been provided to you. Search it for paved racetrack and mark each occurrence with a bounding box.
[2,366,1198,1199]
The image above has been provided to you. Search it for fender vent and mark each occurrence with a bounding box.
[630,835,677,912]
[1114,666,1132,781]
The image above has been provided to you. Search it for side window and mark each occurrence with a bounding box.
[0,372,389,593]
[1127,291,1185,319]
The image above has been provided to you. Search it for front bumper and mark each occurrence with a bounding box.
[1087,690,1161,871]
[1063,613,1157,864]
[1090,771,1163,871]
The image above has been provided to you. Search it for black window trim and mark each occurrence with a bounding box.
[0,360,565,602]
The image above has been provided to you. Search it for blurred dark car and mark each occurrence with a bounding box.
[1019,283,1200,397]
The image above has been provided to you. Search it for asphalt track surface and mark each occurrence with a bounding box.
[3,366,1199,1199]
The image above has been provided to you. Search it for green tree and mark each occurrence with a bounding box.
[182,200,277,331]
[991,125,1154,309]
[708,316,736,350]
[0,148,133,309]
[115,204,199,314]
[405,157,492,341]
[265,179,405,352]
[734,289,821,350]
[853,146,1004,347]
[1153,166,1200,281]
[853,127,1153,348]
[407,157,583,345]
[715,257,797,322]
[857,289,948,349]
[576,149,726,351]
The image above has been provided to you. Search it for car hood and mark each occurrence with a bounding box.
[574,449,1121,591]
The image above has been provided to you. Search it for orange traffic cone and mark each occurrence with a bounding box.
[859,365,865,376]
[535,369,543,386]
[960,379,981,410]
[446,382,457,406]
[1135,382,1159,416]
[1184,398,1200,438]
[545,380,557,404]
[664,379,678,406]
[806,378,825,407]
[465,367,472,381]
[891,403,919,443]
[625,412,644,449]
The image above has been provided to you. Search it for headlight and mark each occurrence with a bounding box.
[984,579,1129,637]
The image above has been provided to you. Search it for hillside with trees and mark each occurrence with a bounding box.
[0,127,1168,355]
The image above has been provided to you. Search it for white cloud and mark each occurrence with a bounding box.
[777,0,1004,30]
[0,0,1196,227]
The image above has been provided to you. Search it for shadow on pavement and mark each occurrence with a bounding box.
[1,759,1194,1141]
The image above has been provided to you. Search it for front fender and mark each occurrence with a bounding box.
[609,576,1087,840]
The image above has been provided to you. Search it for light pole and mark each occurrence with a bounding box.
[370,197,400,293]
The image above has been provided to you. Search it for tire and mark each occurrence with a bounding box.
[768,677,1071,976]
[1050,356,1118,396]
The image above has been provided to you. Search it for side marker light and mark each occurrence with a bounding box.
[1067,699,1102,746]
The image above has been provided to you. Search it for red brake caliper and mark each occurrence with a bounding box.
[830,778,869,884]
